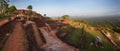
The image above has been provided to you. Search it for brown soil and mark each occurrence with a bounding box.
[2,21,27,51]
[25,24,40,51]
[0,17,15,27]
[0,19,16,48]
[0,19,9,27]
[32,18,46,27]
[31,22,45,46]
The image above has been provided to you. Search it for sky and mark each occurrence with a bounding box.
[9,0,120,17]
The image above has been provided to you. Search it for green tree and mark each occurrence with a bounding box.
[27,5,33,18]
[8,5,17,13]
[27,5,32,10]
[0,0,9,17]
[61,15,70,20]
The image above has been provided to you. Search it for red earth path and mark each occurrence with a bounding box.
[2,21,27,51]
[0,17,15,27]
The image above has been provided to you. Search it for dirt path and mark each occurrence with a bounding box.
[0,19,16,48]
[79,25,86,49]
[39,27,79,51]
[0,19,8,27]
[2,21,27,51]
[0,17,15,27]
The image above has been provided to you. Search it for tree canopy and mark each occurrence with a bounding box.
[27,5,32,10]
[8,5,17,13]
[61,15,70,20]
[0,0,9,17]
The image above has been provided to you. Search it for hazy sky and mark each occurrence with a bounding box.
[9,0,120,17]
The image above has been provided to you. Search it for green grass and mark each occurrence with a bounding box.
[64,28,82,46]
[82,28,116,51]
[109,32,120,47]
[70,21,83,28]
[60,21,117,51]
[61,25,73,32]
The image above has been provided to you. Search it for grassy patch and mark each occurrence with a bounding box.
[60,21,116,51]
[82,29,116,51]
[110,32,120,47]
[61,25,73,32]
[64,28,82,46]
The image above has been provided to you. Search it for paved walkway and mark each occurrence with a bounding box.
[39,27,79,51]
[2,21,27,51]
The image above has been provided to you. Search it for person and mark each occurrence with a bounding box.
[94,36,104,48]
